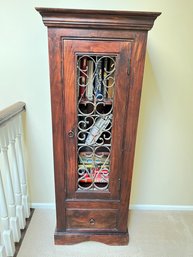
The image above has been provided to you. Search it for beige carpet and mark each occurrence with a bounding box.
[17,209,193,257]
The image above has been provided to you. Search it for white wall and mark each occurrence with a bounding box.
[1,0,193,206]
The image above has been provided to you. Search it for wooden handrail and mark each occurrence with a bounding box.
[0,102,26,127]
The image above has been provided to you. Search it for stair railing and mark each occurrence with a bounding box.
[0,102,30,257]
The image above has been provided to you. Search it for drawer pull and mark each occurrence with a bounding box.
[89,218,95,225]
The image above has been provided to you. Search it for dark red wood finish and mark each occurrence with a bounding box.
[36,8,161,245]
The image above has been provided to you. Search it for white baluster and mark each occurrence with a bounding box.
[0,245,6,257]
[15,115,30,218]
[0,167,15,256]
[0,235,6,257]
[0,126,21,242]
[8,119,26,229]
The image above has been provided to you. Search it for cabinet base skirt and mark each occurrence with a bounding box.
[54,231,129,245]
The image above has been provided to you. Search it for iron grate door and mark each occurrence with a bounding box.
[62,39,131,200]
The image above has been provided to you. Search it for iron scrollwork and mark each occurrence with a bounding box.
[77,55,116,191]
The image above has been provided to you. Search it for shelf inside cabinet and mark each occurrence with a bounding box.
[79,98,113,106]
[78,151,110,189]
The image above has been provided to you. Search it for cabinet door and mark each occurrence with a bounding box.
[63,40,131,200]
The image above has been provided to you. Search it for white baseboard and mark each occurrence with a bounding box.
[129,204,193,211]
[30,203,55,209]
[31,203,193,211]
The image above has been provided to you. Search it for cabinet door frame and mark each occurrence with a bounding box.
[62,39,132,200]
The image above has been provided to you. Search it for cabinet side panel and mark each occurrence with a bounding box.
[118,32,148,232]
[48,29,65,230]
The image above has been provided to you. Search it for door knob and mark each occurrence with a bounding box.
[89,218,95,225]
[68,130,75,138]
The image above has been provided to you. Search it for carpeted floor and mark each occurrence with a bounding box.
[17,209,193,257]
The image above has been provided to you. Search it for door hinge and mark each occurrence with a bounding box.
[127,58,131,76]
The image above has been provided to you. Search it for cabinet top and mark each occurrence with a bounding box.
[35,8,161,31]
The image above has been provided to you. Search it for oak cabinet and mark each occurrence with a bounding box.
[36,8,160,245]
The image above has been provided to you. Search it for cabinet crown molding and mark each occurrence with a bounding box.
[35,8,161,31]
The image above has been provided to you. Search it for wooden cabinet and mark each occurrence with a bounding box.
[36,8,160,245]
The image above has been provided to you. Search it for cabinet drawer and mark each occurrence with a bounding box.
[66,209,117,230]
